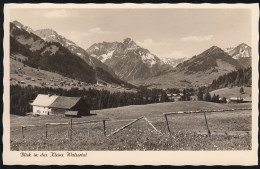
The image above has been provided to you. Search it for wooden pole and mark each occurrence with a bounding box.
[164,114,171,133]
[107,116,144,137]
[67,119,70,139]
[203,111,211,136]
[144,117,162,134]
[102,120,106,136]
[88,121,91,137]
[21,126,24,139]
[45,124,48,139]
[70,118,72,141]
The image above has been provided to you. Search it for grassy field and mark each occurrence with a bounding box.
[10,101,252,151]
[210,87,251,101]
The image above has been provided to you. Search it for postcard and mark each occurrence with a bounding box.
[3,3,259,165]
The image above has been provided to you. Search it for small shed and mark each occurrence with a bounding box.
[65,111,79,117]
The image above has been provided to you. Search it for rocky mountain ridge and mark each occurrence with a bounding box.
[86,38,173,81]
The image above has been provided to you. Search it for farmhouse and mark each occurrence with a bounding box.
[30,94,90,116]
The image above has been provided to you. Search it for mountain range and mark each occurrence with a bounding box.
[132,46,247,88]
[10,21,131,87]
[10,20,252,89]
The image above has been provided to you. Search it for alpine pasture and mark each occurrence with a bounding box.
[10,101,251,151]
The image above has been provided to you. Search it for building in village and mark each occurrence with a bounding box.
[228,97,244,104]
[30,94,90,117]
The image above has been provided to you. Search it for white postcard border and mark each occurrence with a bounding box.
[2,3,259,165]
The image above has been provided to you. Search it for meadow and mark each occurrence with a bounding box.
[10,101,252,151]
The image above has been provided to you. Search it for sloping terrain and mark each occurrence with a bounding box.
[133,46,245,89]
[10,23,97,84]
[10,57,136,93]
[87,38,173,81]
[12,20,116,76]
[210,87,251,101]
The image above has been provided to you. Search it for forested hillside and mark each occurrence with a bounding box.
[208,67,251,91]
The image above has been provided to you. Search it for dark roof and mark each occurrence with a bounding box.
[65,111,78,116]
[49,96,81,109]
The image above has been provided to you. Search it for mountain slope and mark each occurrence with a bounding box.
[176,46,244,74]
[224,43,251,67]
[12,21,116,77]
[86,38,173,81]
[10,22,97,84]
[133,46,245,88]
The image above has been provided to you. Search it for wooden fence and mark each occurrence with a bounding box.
[17,108,251,140]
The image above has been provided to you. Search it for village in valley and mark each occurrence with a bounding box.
[9,7,253,151]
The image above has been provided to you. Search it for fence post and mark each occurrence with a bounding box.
[103,120,106,136]
[21,126,24,139]
[69,118,72,141]
[203,111,211,136]
[88,121,91,137]
[45,124,48,139]
[164,114,171,133]
[67,119,70,139]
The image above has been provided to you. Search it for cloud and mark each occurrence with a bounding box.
[181,35,213,43]
[161,50,188,59]
[43,9,79,19]
[136,38,169,48]
[82,27,112,36]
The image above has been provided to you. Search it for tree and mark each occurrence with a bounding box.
[182,89,187,101]
[211,94,217,102]
[204,91,211,102]
[240,87,244,94]
[197,88,203,101]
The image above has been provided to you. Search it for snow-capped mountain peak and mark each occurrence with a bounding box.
[34,29,77,48]
[161,57,187,68]
[224,43,251,59]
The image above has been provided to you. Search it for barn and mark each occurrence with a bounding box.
[31,94,90,116]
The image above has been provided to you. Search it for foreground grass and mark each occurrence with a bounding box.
[10,101,252,151]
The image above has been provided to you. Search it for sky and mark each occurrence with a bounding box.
[10,8,251,59]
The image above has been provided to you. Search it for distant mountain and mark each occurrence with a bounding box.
[177,46,244,74]
[224,43,251,67]
[161,57,187,68]
[10,22,131,87]
[12,21,116,76]
[86,38,173,81]
[133,46,245,89]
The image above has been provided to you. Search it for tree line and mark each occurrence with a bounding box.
[10,85,174,116]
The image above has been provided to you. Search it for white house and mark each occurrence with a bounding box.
[30,94,90,116]
[30,94,59,115]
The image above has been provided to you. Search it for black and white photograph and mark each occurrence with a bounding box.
[3,3,259,165]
